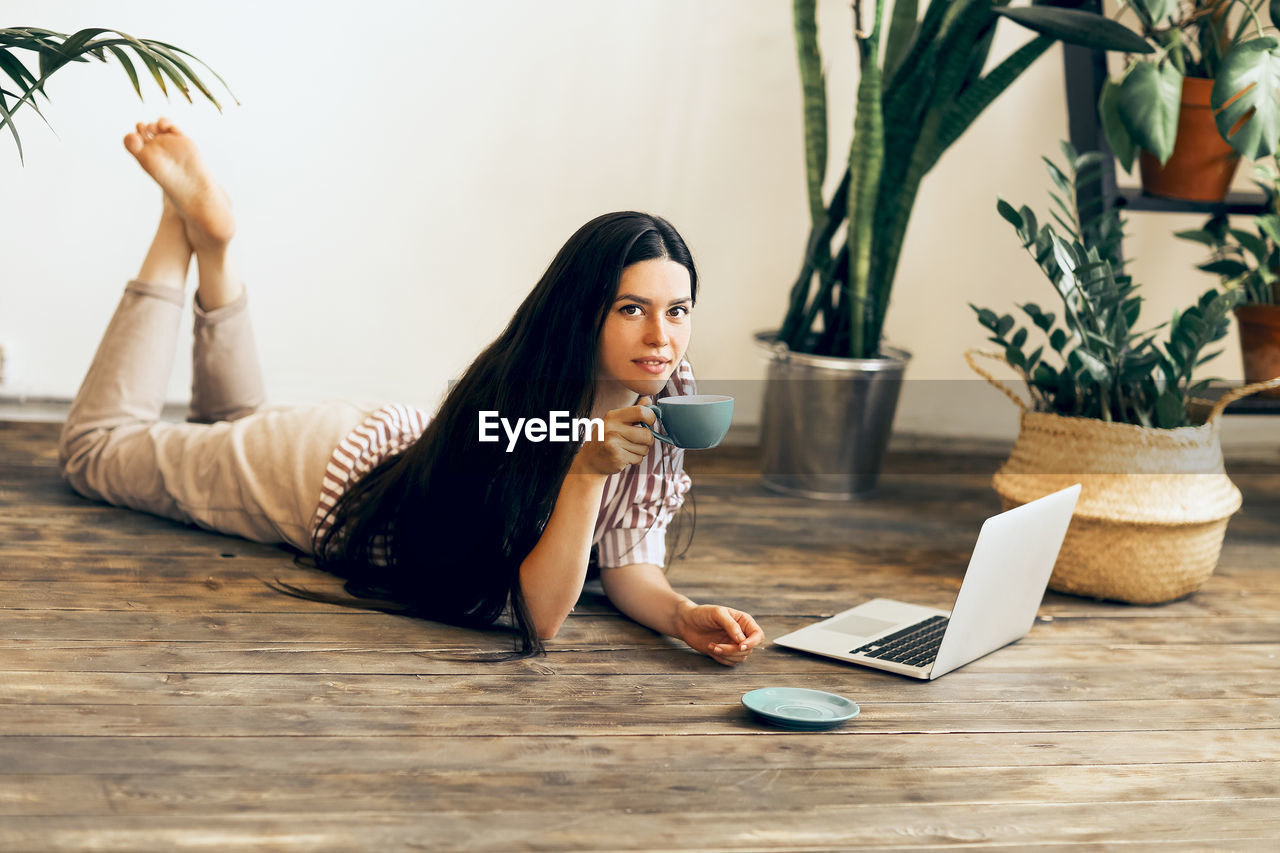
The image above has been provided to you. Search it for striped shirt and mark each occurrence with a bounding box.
[313,361,695,568]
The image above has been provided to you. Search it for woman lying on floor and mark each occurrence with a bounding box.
[58,119,764,663]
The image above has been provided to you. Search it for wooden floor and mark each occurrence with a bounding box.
[2,419,1278,851]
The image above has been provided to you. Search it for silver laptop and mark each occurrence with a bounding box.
[774,484,1080,680]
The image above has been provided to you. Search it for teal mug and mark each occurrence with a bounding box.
[644,394,734,449]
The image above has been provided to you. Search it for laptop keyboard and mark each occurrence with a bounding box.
[851,615,949,668]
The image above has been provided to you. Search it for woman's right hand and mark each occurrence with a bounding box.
[570,398,656,477]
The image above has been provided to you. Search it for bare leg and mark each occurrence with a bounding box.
[123,118,265,422]
[123,118,243,310]
[136,196,192,292]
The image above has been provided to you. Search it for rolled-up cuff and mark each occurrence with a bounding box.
[193,287,249,325]
[127,278,185,307]
[597,525,666,569]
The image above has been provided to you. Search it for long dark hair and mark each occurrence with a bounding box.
[280,212,698,657]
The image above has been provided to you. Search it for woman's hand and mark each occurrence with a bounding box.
[569,398,656,477]
[675,602,765,666]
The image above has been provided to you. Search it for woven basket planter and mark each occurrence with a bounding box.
[967,351,1280,604]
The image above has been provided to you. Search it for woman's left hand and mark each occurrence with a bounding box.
[675,603,764,666]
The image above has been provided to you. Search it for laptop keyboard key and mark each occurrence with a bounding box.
[853,615,950,664]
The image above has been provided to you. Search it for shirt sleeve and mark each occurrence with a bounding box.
[594,360,696,569]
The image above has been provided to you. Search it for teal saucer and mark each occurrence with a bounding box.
[741,687,860,730]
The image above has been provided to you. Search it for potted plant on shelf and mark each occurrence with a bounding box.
[1,26,231,161]
[1094,0,1280,202]
[1176,158,1280,396]
[967,144,1279,604]
[762,0,1145,500]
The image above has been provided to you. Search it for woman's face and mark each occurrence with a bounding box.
[597,258,693,398]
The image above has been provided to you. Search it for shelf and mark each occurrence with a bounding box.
[1114,187,1271,217]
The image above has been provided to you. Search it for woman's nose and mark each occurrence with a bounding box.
[645,317,670,345]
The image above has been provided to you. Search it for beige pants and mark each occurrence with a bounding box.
[58,280,372,552]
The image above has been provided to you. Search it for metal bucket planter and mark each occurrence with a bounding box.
[755,331,910,500]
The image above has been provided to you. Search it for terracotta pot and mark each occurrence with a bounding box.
[1138,77,1240,203]
[1235,304,1280,399]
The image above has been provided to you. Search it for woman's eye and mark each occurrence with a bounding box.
[669,305,690,317]
[620,304,643,316]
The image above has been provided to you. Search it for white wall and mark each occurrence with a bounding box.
[0,1,1267,448]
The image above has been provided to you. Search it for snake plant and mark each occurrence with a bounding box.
[1,27,233,163]
[778,0,1151,359]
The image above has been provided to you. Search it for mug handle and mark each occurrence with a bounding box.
[642,404,677,446]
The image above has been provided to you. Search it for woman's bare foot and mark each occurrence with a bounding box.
[124,118,235,252]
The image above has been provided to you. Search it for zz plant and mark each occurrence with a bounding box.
[972,144,1241,428]
[1176,158,1280,304]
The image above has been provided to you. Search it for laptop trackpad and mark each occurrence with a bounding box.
[825,612,899,638]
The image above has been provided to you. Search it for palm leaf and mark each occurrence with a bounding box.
[0,27,233,163]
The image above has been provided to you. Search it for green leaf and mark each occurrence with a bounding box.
[993,7,1154,53]
[103,44,141,99]
[1095,78,1136,172]
[1012,327,1028,349]
[845,8,884,358]
[1123,296,1142,329]
[996,198,1023,229]
[1020,206,1039,243]
[883,0,917,83]
[1173,228,1220,247]
[1155,390,1185,428]
[1196,348,1225,367]
[1033,363,1059,389]
[1133,0,1177,24]
[1043,156,1073,202]
[1050,327,1068,352]
[1083,329,1119,352]
[971,304,1000,329]
[1213,37,1280,160]
[1026,344,1044,370]
[1075,347,1112,383]
[793,0,827,228]
[1257,213,1280,246]
[1117,60,1182,165]
[1197,259,1251,277]
[1075,150,1105,173]
[1229,228,1270,265]
[996,314,1015,337]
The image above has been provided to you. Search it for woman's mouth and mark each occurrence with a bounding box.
[633,358,670,375]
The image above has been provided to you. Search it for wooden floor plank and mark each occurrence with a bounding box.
[1,800,1278,851]
[3,762,1277,816]
[4,730,1277,774]
[0,639,1276,675]
[4,609,1278,646]
[3,668,1275,705]
[0,697,1276,737]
